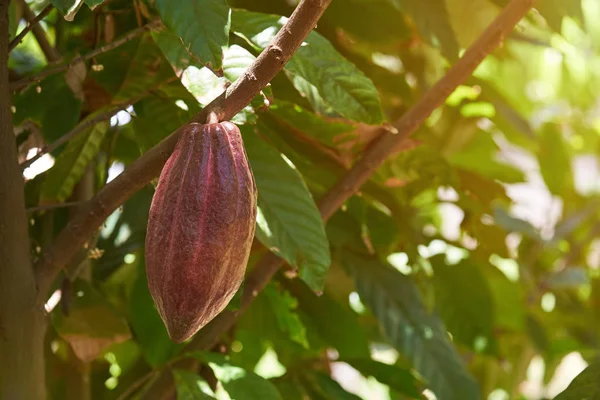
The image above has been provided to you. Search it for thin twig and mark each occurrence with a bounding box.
[8,4,54,52]
[33,0,333,303]
[10,19,161,92]
[20,75,177,170]
[15,0,60,62]
[26,201,86,214]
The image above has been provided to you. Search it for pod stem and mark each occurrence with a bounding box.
[206,111,219,125]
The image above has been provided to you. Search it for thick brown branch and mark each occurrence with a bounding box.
[34,0,333,302]
[10,19,161,92]
[8,4,53,52]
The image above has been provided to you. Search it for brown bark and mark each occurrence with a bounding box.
[0,1,47,398]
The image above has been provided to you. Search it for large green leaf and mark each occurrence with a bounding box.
[301,371,361,400]
[390,0,460,60]
[232,10,385,125]
[113,33,177,102]
[187,352,283,400]
[131,95,193,153]
[173,370,217,400]
[554,361,600,400]
[263,284,309,349]
[242,125,331,291]
[341,359,423,398]
[51,280,131,362]
[13,74,82,144]
[430,256,498,354]
[267,100,356,147]
[49,0,84,20]
[284,279,371,359]
[343,253,480,400]
[152,29,197,70]
[538,123,574,197]
[40,121,108,203]
[155,0,231,69]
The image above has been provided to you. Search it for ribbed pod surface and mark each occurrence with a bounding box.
[145,122,257,343]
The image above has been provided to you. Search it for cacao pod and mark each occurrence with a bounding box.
[145,121,257,343]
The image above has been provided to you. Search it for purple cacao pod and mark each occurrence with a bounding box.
[145,121,257,343]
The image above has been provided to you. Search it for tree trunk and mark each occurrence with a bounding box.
[0,1,47,398]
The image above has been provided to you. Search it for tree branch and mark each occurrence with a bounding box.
[189,0,536,357]
[34,0,333,303]
[10,19,161,92]
[8,3,53,52]
[135,1,535,397]
[15,0,60,62]
[20,75,177,170]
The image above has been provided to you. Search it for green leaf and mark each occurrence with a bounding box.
[390,0,460,60]
[155,0,231,69]
[554,361,600,400]
[263,284,309,349]
[129,260,185,367]
[301,371,362,400]
[49,0,84,20]
[430,256,497,354]
[132,95,193,153]
[343,253,480,400]
[13,74,82,143]
[536,0,584,32]
[232,10,385,125]
[152,28,197,70]
[448,130,525,184]
[538,123,574,196]
[223,44,257,82]
[85,0,106,9]
[40,121,108,203]
[113,33,177,102]
[242,125,331,291]
[173,370,217,400]
[268,100,356,147]
[188,352,283,400]
[284,279,371,359]
[341,359,423,398]
[51,280,131,362]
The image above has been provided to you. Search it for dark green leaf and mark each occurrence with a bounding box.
[554,360,600,400]
[538,123,574,196]
[341,358,423,398]
[40,121,108,203]
[430,256,497,354]
[242,125,331,291]
[268,100,356,147]
[49,0,84,20]
[284,279,371,359]
[155,0,231,69]
[173,370,217,400]
[232,10,385,125]
[188,352,283,400]
[263,284,309,348]
[343,253,480,400]
[302,371,362,400]
[391,0,460,60]
[51,280,131,362]
[152,29,197,70]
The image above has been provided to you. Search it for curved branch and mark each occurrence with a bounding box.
[10,19,161,92]
[8,3,54,52]
[34,0,333,302]
[134,1,535,397]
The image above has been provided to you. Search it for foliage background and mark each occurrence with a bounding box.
[9,0,600,399]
